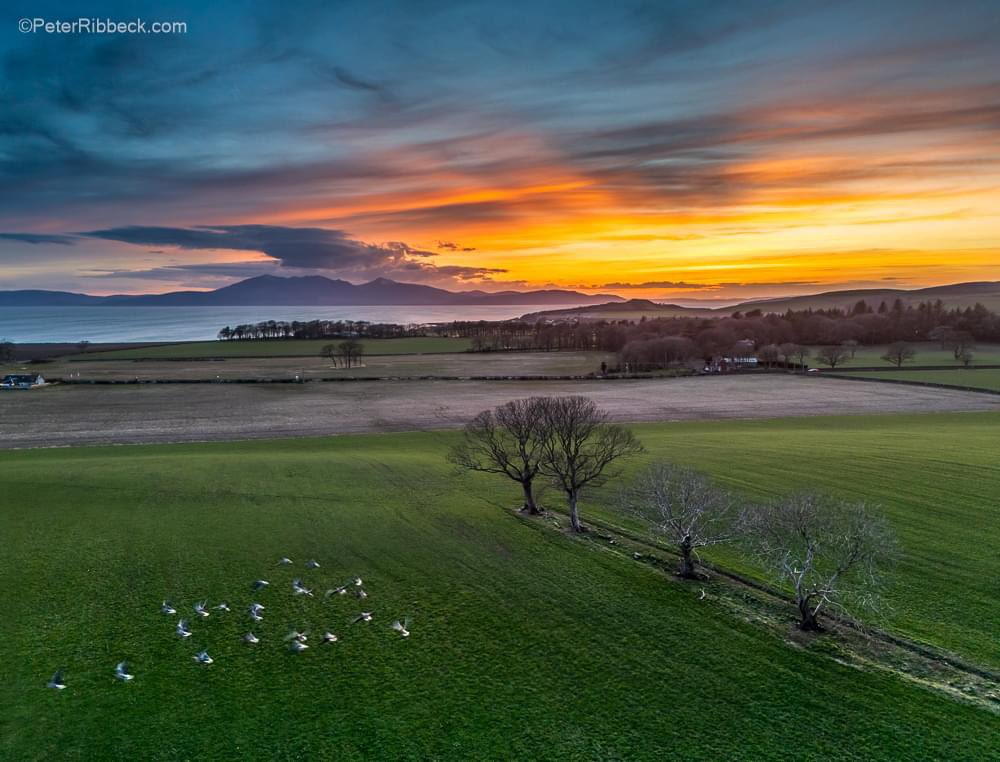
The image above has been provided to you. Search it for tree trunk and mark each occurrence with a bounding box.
[797,599,820,631]
[520,480,540,515]
[678,537,696,578]
[568,492,583,533]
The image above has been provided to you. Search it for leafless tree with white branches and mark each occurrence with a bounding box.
[620,463,744,578]
[748,493,898,631]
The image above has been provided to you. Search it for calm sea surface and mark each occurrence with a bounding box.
[0,305,568,343]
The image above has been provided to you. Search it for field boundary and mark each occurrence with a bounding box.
[821,372,1000,396]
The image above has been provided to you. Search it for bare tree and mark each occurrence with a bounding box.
[757,344,781,368]
[815,345,850,369]
[881,342,915,367]
[841,339,859,358]
[748,493,897,631]
[338,339,365,368]
[448,398,550,514]
[537,396,643,532]
[321,343,338,366]
[779,343,810,371]
[620,463,743,578]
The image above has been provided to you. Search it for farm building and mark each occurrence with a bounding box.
[705,356,759,373]
[1,373,45,389]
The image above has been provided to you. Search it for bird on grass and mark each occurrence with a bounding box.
[253,579,270,591]
[278,557,293,566]
[115,662,134,681]
[321,632,338,644]
[176,619,193,638]
[243,632,260,645]
[305,559,320,570]
[47,670,67,690]
[352,612,373,624]
[193,601,210,617]
[292,579,314,597]
[214,601,231,612]
[325,585,348,598]
[161,601,177,615]
[289,640,309,653]
[391,618,411,638]
[193,650,214,665]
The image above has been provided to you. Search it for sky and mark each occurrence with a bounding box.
[1,0,999,300]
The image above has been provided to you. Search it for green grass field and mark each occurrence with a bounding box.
[810,343,1000,368]
[80,337,473,359]
[834,369,1000,393]
[2,415,998,758]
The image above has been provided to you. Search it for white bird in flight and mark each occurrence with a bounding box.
[194,601,210,617]
[321,632,338,644]
[193,650,214,665]
[243,632,260,645]
[249,603,265,622]
[284,630,308,643]
[305,559,320,569]
[176,619,193,638]
[289,640,309,653]
[161,601,176,615]
[391,618,411,638]
[47,669,67,690]
[355,589,368,600]
[253,579,270,591]
[115,661,134,681]
[325,585,348,598]
[352,612,373,624]
[278,557,293,566]
[292,579,314,597]
[214,601,231,612]
[353,577,363,587]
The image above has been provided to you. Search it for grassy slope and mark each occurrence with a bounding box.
[810,342,1000,368]
[2,420,999,759]
[81,337,472,359]
[835,369,1000,392]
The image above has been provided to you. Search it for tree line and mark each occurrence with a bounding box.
[217,320,423,341]
[450,396,897,632]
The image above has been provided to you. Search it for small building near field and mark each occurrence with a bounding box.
[1,373,45,389]
[705,356,758,373]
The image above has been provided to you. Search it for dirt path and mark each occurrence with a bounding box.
[3,375,998,449]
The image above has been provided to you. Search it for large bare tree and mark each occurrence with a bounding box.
[537,396,643,532]
[620,463,743,578]
[448,398,550,514]
[881,342,915,367]
[748,493,898,631]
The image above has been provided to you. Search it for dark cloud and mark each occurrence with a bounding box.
[436,241,478,252]
[76,224,503,285]
[0,232,76,245]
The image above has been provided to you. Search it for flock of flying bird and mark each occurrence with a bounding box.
[46,556,412,690]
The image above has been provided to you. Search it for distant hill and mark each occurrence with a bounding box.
[0,275,625,307]
[728,281,1000,314]
[522,281,1000,321]
[521,298,716,321]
